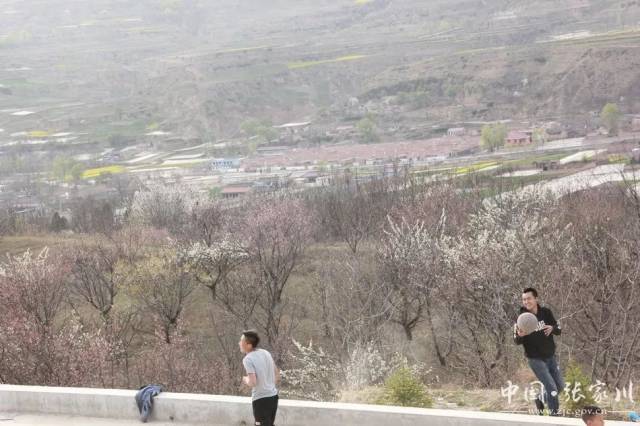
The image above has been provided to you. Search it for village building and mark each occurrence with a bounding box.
[506,130,532,145]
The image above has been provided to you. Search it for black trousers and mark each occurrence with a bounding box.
[252,395,278,426]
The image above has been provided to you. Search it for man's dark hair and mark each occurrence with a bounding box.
[242,330,260,348]
[582,405,603,422]
[523,287,538,298]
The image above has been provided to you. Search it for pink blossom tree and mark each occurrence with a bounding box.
[216,197,313,354]
[0,248,112,386]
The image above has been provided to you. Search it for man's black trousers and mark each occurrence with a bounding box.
[252,395,278,426]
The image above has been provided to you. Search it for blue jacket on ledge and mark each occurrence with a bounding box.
[135,384,163,423]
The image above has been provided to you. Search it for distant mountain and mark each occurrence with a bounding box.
[1,0,639,146]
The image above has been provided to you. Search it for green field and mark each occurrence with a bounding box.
[454,161,498,175]
[288,55,367,70]
[83,165,126,179]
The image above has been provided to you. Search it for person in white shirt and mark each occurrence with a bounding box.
[240,330,280,426]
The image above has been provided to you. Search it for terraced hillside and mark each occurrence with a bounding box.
[1,0,639,149]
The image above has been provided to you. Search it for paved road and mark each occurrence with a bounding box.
[0,413,183,425]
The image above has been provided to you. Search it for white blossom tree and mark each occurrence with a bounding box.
[378,212,449,365]
[442,190,571,385]
[130,184,203,234]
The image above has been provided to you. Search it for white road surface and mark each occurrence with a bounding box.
[525,164,634,198]
[0,413,181,425]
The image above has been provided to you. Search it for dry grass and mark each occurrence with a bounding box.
[339,384,637,420]
[0,234,72,256]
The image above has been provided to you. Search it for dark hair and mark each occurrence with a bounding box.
[242,330,260,348]
[523,287,538,298]
[582,405,603,422]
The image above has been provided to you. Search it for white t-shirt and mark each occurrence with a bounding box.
[242,348,278,401]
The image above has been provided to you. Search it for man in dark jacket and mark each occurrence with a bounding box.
[514,287,565,416]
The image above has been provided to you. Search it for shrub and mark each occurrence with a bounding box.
[563,361,596,413]
[376,367,433,408]
[280,340,341,401]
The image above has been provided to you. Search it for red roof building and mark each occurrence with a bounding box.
[506,131,532,145]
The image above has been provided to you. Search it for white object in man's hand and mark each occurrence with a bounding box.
[543,325,554,336]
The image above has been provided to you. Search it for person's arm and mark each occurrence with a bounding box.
[242,358,257,388]
[514,323,525,345]
[243,373,257,388]
[547,309,561,336]
[274,366,281,385]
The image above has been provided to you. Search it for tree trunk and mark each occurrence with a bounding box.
[403,323,413,341]
[426,299,447,367]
